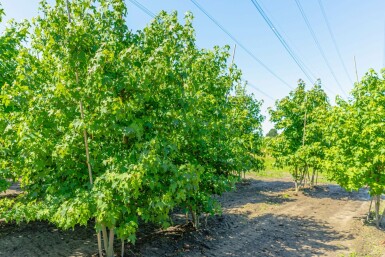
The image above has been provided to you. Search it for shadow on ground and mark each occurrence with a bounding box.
[131,213,352,257]
[0,178,361,257]
[302,184,370,201]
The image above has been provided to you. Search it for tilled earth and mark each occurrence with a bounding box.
[1,175,385,257]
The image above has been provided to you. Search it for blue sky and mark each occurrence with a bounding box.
[1,0,385,132]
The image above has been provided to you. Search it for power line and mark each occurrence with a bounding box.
[127,0,156,18]
[295,0,345,96]
[190,0,293,90]
[318,0,353,85]
[249,0,316,85]
[244,80,275,101]
[258,1,318,81]
[128,0,280,101]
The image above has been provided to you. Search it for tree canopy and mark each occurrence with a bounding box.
[0,0,264,255]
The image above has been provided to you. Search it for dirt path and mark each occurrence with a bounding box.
[1,176,385,257]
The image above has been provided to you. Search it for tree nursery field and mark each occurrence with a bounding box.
[1,0,385,256]
[1,175,385,256]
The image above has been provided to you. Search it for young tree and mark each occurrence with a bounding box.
[324,69,385,227]
[0,1,264,255]
[269,80,330,192]
[266,128,278,138]
[0,6,29,192]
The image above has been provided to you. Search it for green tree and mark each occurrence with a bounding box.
[324,69,385,227]
[0,1,264,255]
[269,80,330,192]
[0,6,29,192]
[266,128,278,138]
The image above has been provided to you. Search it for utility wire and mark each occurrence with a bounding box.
[128,0,280,101]
[190,0,293,90]
[318,0,353,85]
[128,0,156,18]
[295,0,344,96]
[258,1,318,81]
[250,0,316,85]
[245,81,276,101]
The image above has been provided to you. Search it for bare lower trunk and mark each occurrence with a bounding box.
[367,196,373,222]
[294,167,299,193]
[311,169,316,186]
[380,205,385,227]
[107,227,115,257]
[97,232,103,257]
[121,239,125,257]
[102,224,108,252]
[189,206,199,229]
[375,195,381,228]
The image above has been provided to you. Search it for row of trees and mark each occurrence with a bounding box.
[268,70,385,227]
[0,1,264,256]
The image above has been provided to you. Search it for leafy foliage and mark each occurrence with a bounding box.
[0,0,264,253]
[266,128,278,138]
[322,69,385,226]
[0,6,29,192]
[268,80,330,190]
[323,69,385,195]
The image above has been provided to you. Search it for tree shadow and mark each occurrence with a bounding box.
[0,221,97,257]
[130,213,352,257]
[302,184,370,201]
[219,179,297,210]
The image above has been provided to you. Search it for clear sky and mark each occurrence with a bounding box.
[1,0,385,132]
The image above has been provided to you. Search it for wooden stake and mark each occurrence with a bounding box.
[231,44,237,66]
[354,56,359,84]
[65,1,101,255]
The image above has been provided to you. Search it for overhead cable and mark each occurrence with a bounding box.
[190,0,293,90]
[128,0,156,18]
[249,0,316,85]
[295,0,345,96]
[318,0,353,85]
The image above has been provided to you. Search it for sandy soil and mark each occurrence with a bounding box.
[1,175,385,257]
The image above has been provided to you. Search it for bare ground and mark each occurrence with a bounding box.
[1,175,385,257]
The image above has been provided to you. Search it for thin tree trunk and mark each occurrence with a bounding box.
[97,232,103,257]
[102,224,108,253]
[294,180,299,193]
[185,211,189,224]
[375,195,380,228]
[311,168,316,186]
[367,196,373,222]
[294,167,299,193]
[379,203,385,227]
[107,227,115,257]
[65,0,102,255]
[121,239,125,257]
[79,100,93,185]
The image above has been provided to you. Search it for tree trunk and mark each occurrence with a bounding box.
[107,227,115,257]
[102,224,108,253]
[367,196,373,222]
[121,239,125,257]
[294,180,299,194]
[97,232,103,257]
[375,195,380,228]
[311,169,316,186]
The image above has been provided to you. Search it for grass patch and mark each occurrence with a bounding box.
[252,155,334,184]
